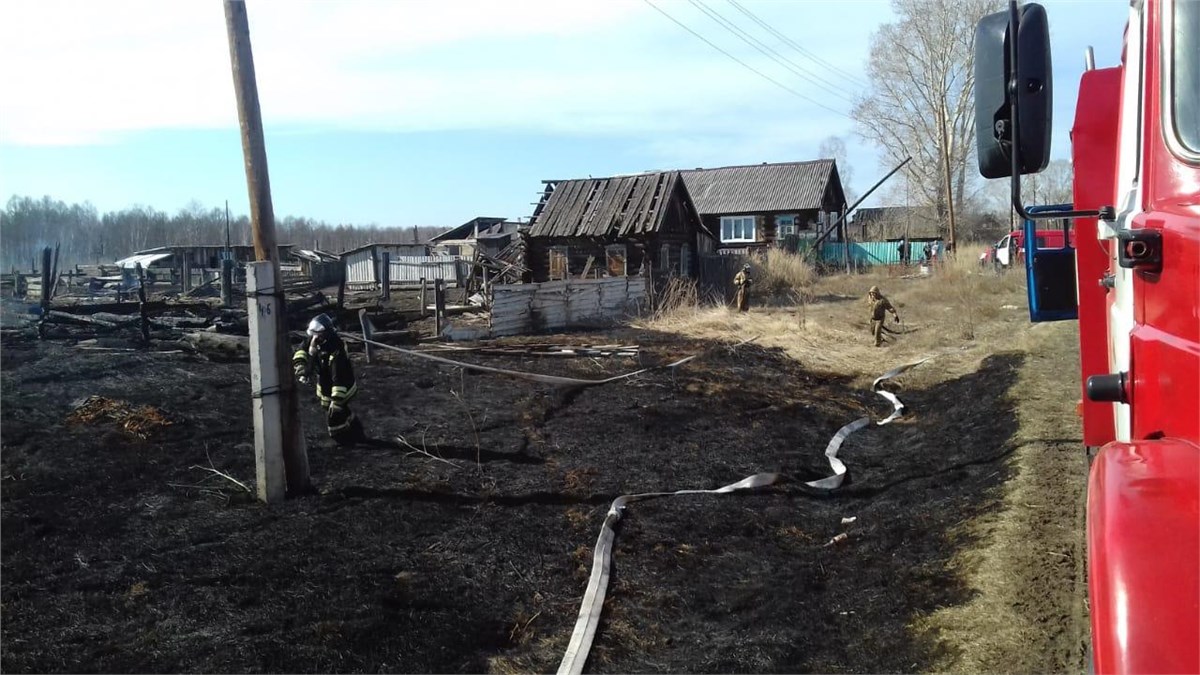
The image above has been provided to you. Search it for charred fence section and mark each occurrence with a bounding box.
[489,277,648,337]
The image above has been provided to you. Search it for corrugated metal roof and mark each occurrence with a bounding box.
[680,159,838,214]
[528,172,688,239]
[114,252,172,269]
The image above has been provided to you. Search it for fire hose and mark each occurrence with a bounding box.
[339,332,758,387]
[556,357,930,675]
[339,330,926,672]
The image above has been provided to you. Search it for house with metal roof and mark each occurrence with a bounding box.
[680,159,848,253]
[526,171,712,282]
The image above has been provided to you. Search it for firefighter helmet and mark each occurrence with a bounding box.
[306,313,336,340]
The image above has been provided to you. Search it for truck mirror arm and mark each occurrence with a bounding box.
[1006,0,1115,223]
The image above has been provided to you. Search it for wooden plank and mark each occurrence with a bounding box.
[589,177,627,238]
[619,175,657,237]
[644,172,674,235]
[577,181,604,238]
[556,179,592,237]
[544,180,584,237]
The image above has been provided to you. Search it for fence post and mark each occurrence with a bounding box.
[136,263,150,344]
[358,308,374,364]
[564,278,571,328]
[182,255,192,293]
[221,258,234,307]
[380,251,391,301]
[49,243,60,300]
[39,247,52,314]
[336,261,347,309]
[434,278,445,338]
[419,277,428,317]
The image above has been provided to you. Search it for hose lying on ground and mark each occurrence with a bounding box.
[556,357,931,675]
[340,332,758,388]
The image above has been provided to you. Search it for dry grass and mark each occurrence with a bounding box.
[910,321,1089,673]
[757,248,816,297]
[635,252,1029,387]
[66,396,172,439]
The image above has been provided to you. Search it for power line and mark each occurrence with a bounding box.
[726,0,870,88]
[686,0,856,104]
[642,0,851,119]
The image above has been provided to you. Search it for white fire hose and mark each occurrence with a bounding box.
[557,357,929,675]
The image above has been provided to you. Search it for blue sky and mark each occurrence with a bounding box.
[0,0,1129,229]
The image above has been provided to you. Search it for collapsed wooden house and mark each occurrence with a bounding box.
[525,171,714,282]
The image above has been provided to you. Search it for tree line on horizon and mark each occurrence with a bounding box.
[0,195,454,271]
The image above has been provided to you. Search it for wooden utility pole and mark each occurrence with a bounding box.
[224,0,309,501]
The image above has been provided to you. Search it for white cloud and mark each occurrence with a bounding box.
[0,0,875,146]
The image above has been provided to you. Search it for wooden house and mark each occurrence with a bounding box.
[680,159,848,254]
[525,171,713,282]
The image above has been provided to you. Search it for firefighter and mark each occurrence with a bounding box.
[293,313,363,445]
[866,285,901,347]
[733,263,753,312]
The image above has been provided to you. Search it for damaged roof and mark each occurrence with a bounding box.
[680,159,841,214]
[430,217,520,243]
[528,171,693,239]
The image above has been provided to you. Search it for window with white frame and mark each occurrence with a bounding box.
[720,215,757,243]
[775,214,798,237]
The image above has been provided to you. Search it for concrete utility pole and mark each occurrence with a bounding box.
[224,0,309,501]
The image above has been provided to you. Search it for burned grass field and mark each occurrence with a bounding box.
[1,271,1088,673]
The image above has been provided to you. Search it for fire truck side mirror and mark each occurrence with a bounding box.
[974,2,1054,179]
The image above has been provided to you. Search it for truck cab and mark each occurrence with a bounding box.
[974,1,1199,672]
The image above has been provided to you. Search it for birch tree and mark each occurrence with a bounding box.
[818,135,857,204]
[852,0,997,248]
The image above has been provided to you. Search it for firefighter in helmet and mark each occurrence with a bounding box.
[733,263,753,312]
[866,285,901,347]
[293,314,363,445]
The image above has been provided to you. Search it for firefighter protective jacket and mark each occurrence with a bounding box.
[293,336,357,408]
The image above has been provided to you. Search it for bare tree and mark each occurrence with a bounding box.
[818,135,856,204]
[852,0,998,250]
[0,194,462,270]
[1025,159,1074,206]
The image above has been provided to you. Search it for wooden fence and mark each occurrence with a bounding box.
[489,276,648,337]
[345,254,463,289]
[698,254,747,305]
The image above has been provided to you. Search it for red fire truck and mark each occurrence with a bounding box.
[974,1,1198,672]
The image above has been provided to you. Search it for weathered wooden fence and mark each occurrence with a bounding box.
[345,255,463,289]
[489,276,648,337]
[698,254,747,305]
